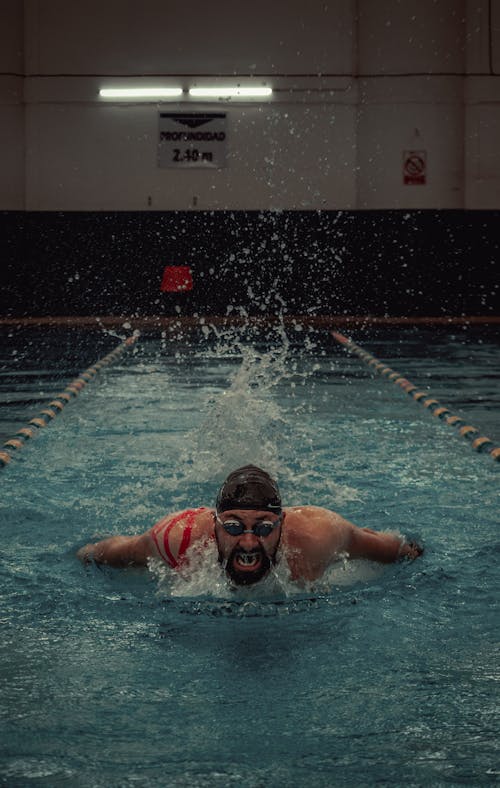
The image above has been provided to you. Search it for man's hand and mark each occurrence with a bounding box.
[398,541,424,560]
[76,544,95,564]
[76,534,152,567]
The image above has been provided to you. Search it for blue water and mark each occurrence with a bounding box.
[0,324,499,787]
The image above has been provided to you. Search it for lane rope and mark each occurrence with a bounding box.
[331,330,500,462]
[0,334,139,469]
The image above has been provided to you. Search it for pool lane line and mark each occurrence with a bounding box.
[0,334,138,469]
[1,315,500,330]
[331,330,500,462]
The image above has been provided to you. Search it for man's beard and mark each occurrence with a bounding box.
[218,543,276,586]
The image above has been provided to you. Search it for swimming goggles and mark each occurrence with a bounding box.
[215,512,283,537]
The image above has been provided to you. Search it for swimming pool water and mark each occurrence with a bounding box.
[0,324,499,787]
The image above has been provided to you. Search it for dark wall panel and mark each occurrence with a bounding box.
[1,210,499,318]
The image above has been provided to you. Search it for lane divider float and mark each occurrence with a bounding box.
[331,330,500,462]
[0,334,138,469]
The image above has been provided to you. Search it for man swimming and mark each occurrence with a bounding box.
[77,465,423,584]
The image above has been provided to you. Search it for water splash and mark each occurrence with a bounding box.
[142,321,363,516]
[176,322,293,483]
[149,534,385,613]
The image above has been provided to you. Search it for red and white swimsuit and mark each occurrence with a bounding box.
[150,507,209,568]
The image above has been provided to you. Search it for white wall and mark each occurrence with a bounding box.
[1,1,25,208]
[357,77,464,209]
[358,0,466,75]
[356,0,464,208]
[464,0,500,208]
[1,0,499,210]
[25,0,354,76]
[24,82,358,210]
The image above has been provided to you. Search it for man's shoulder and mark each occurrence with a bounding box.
[150,507,214,537]
[148,507,214,565]
[281,506,352,579]
[284,505,342,523]
[283,505,353,546]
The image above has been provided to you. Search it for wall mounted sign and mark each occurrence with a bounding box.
[403,150,427,185]
[158,112,227,169]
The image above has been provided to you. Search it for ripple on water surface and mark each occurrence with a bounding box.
[0,326,499,787]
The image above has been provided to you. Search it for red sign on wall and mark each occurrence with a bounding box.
[160,266,193,292]
[403,150,427,185]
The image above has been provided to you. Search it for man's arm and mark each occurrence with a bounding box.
[77,532,154,567]
[346,526,423,563]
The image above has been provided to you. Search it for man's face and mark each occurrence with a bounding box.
[214,509,283,586]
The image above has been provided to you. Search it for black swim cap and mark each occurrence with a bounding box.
[216,465,282,514]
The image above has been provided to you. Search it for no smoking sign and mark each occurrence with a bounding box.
[403,150,427,185]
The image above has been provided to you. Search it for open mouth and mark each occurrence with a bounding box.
[234,550,262,571]
[221,544,273,586]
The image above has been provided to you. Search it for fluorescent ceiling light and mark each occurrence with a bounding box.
[99,88,183,98]
[189,87,272,98]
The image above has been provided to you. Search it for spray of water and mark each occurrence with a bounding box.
[176,321,292,483]
[143,319,363,508]
[149,535,384,607]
